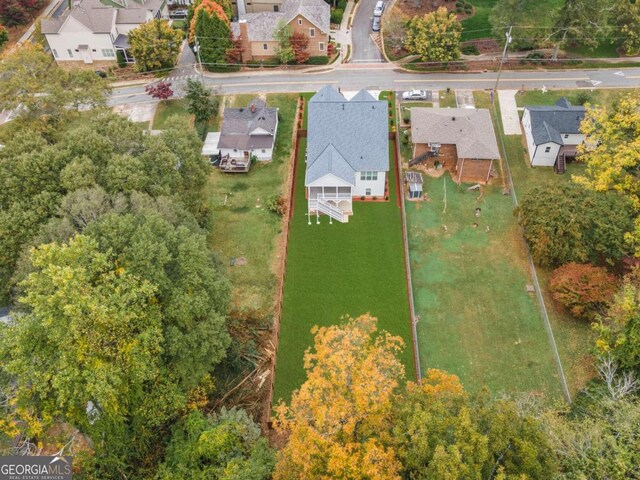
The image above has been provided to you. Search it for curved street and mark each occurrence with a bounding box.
[349,0,384,62]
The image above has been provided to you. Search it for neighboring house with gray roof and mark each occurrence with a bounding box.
[202,98,278,172]
[42,0,168,66]
[411,108,500,184]
[231,0,329,62]
[522,97,586,172]
[305,85,389,223]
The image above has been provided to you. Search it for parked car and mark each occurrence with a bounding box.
[402,90,429,100]
[373,0,384,16]
[169,9,188,18]
[372,16,381,31]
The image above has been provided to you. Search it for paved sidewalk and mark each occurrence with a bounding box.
[497,89,522,135]
[455,89,475,108]
[331,0,354,61]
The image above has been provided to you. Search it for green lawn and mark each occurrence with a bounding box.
[461,0,497,41]
[481,88,595,395]
[153,99,192,129]
[273,93,414,402]
[406,175,563,397]
[205,94,298,324]
[514,88,631,109]
[439,90,458,108]
[565,41,620,59]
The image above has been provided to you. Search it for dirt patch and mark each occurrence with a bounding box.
[463,38,500,55]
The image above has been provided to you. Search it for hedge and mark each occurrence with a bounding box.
[306,55,330,65]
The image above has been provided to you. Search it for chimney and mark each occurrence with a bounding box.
[238,19,251,63]
[250,103,256,113]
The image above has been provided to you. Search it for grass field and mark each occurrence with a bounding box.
[565,41,620,59]
[406,175,563,397]
[478,88,595,395]
[514,88,632,109]
[461,0,497,41]
[273,93,414,402]
[439,90,458,108]
[205,94,298,324]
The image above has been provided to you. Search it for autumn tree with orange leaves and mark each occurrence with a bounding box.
[273,314,405,480]
[189,0,232,70]
[273,315,556,480]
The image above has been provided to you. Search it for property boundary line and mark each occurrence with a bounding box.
[262,96,304,431]
[394,95,422,382]
[491,94,572,404]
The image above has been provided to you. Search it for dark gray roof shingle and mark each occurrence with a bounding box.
[524,97,586,146]
[305,86,389,186]
[218,98,278,150]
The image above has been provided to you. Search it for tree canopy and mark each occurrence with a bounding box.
[190,0,232,69]
[517,183,634,267]
[404,7,462,62]
[128,19,184,73]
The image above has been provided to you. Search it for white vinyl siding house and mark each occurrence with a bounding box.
[305,86,389,223]
[42,0,168,65]
[522,97,586,172]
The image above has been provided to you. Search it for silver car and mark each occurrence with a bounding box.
[372,16,381,32]
[402,90,428,100]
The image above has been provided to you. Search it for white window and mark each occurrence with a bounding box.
[67,49,74,58]
[544,146,551,153]
[365,188,371,196]
[101,49,115,57]
[298,18,302,25]
[319,42,325,51]
[309,28,315,37]
[360,171,378,181]
[263,43,268,50]
[52,49,58,58]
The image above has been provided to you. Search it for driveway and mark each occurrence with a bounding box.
[497,90,522,135]
[350,0,383,63]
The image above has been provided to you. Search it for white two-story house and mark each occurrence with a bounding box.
[522,97,586,173]
[42,0,168,66]
[305,86,389,223]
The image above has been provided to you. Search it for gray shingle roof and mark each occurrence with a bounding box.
[524,97,586,146]
[218,98,278,150]
[305,86,389,186]
[411,108,500,160]
[42,0,163,34]
[231,0,329,42]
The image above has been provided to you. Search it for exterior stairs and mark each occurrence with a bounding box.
[409,150,435,167]
[555,153,566,174]
[315,198,348,223]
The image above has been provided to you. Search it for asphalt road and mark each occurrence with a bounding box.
[109,65,640,105]
[350,0,383,62]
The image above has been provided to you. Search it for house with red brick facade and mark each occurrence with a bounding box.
[230,0,329,62]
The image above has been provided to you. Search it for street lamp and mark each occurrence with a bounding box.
[493,26,513,102]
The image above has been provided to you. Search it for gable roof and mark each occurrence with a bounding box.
[218,98,278,150]
[42,0,164,34]
[524,97,586,146]
[230,0,329,41]
[411,108,500,160]
[305,86,388,186]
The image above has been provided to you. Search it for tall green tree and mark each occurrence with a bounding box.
[274,20,294,64]
[517,183,635,267]
[191,0,232,70]
[553,0,614,50]
[403,7,462,62]
[128,19,184,73]
[157,408,275,480]
[614,0,640,55]
[0,44,107,125]
[490,0,562,50]
[185,78,219,131]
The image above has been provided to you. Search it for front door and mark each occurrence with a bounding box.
[79,48,93,64]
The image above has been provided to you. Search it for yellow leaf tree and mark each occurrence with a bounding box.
[273,314,405,480]
[403,7,462,62]
[574,91,640,253]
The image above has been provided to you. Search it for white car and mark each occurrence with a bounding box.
[373,1,384,17]
[402,90,428,101]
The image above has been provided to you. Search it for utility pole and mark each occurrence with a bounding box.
[493,26,512,103]
[194,36,205,86]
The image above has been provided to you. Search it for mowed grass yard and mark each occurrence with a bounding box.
[406,175,562,397]
[274,95,414,402]
[483,89,596,394]
[205,94,298,323]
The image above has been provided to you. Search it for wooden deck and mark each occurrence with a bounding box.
[219,155,251,173]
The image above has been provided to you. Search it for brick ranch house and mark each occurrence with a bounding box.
[230,0,329,62]
[42,0,168,66]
